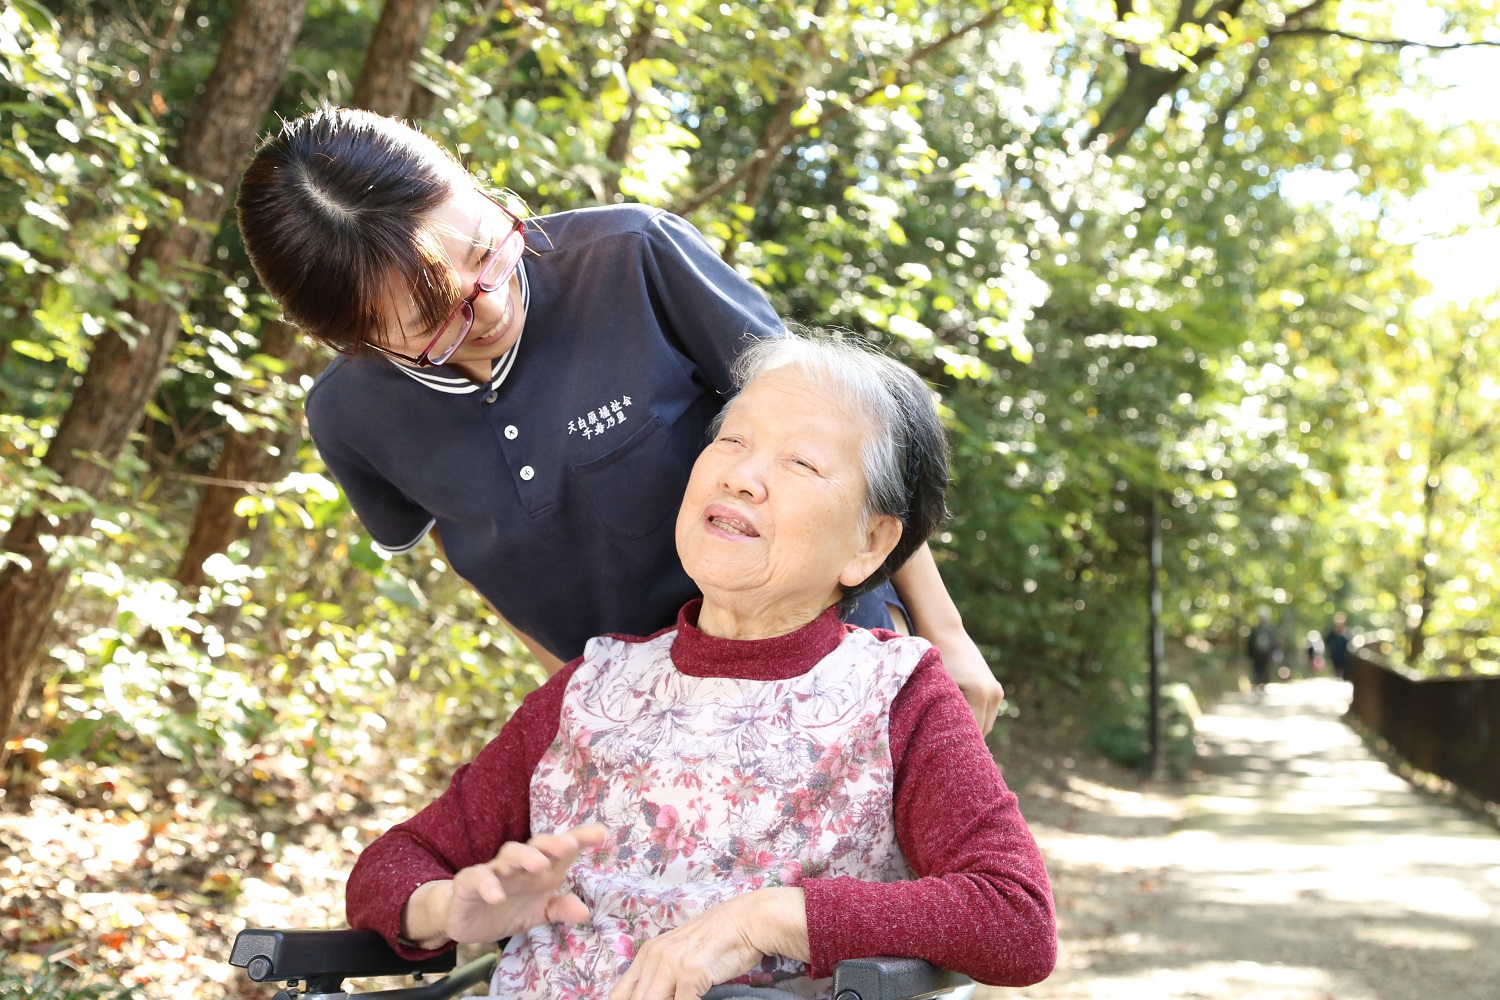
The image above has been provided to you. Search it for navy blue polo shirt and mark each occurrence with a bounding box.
[307,204,896,660]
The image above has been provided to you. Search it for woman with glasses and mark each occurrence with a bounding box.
[234,106,1002,732]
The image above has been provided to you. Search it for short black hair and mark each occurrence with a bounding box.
[236,105,473,354]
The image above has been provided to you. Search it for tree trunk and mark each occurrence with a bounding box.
[405,0,514,122]
[353,0,442,116]
[0,0,309,754]
[1088,61,1191,154]
[1407,469,1441,667]
[173,0,442,605]
[599,6,656,202]
[174,321,313,589]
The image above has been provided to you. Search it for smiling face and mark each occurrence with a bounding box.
[675,367,902,639]
[376,185,527,379]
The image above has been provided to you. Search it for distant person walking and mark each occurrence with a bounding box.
[1247,609,1278,691]
[1324,613,1352,681]
[1304,630,1324,675]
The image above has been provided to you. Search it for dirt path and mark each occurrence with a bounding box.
[984,678,1500,1000]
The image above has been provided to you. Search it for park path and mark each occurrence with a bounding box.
[981,678,1500,1000]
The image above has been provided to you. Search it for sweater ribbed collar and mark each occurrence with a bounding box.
[670,599,844,680]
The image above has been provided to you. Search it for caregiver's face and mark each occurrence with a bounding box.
[676,367,889,614]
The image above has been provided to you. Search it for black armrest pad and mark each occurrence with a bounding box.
[831,956,973,1000]
[229,928,457,982]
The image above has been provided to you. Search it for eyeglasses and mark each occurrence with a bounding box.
[369,196,526,368]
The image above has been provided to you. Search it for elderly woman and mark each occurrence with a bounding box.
[345,336,1056,999]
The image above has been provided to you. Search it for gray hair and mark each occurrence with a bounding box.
[712,331,951,609]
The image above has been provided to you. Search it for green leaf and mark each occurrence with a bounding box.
[44,716,109,760]
[10,339,55,361]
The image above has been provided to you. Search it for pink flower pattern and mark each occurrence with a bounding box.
[488,627,929,999]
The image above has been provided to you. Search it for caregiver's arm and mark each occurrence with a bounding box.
[891,543,1004,733]
[801,646,1057,988]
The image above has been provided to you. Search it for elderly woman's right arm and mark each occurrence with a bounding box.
[801,646,1058,987]
[345,661,584,958]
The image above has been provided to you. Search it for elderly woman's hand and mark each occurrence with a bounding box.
[401,824,607,950]
[609,887,808,1000]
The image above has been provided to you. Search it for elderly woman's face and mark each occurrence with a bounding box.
[675,368,898,616]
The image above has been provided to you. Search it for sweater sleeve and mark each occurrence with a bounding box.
[344,659,583,958]
[800,648,1057,986]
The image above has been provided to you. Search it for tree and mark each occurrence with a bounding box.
[353,0,441,115]
[172,319,312,590]
[173,0,444,593]
[0,0,310,750]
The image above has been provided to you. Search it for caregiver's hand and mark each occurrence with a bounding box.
[933,625,1005,736]
[402,824,607,950]
[609,887,808,1000]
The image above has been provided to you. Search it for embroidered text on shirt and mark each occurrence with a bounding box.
[567,396,633,439]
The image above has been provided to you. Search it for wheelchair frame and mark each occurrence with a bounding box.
[229,927,975,1000]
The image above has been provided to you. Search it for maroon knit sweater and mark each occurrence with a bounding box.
[346,602,1056,988]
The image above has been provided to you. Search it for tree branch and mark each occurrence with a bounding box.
[1087,0,1248,153]
[674,3,1010,217]
[1277,0,1335,29]
[1269,26,1500,50]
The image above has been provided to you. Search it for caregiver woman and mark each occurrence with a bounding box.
[234,106,1002,731]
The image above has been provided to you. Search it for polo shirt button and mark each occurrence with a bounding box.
[485,390,499,404]
[504,424,519,439]
[519,465,535,481]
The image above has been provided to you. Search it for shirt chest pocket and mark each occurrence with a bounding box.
[569,415,692,540]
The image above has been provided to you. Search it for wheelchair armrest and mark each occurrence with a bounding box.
[831,956,974,1000]
[229,928,457,983]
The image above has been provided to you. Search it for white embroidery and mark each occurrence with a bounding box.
[567,395,634,437]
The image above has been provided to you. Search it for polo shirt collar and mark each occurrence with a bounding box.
[384,259,531,394]
[670,599,845,680]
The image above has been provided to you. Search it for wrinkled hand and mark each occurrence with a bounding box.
[610,888,807,1000]
[406,824,607,948]
[936,629,1004,735]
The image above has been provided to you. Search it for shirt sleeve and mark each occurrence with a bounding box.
[640,211,785,394]
[306,373,434,554]
[344,659,583,958]
[800,648,1058,987]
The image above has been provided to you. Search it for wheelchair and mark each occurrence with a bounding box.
[229,927,975,1000]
